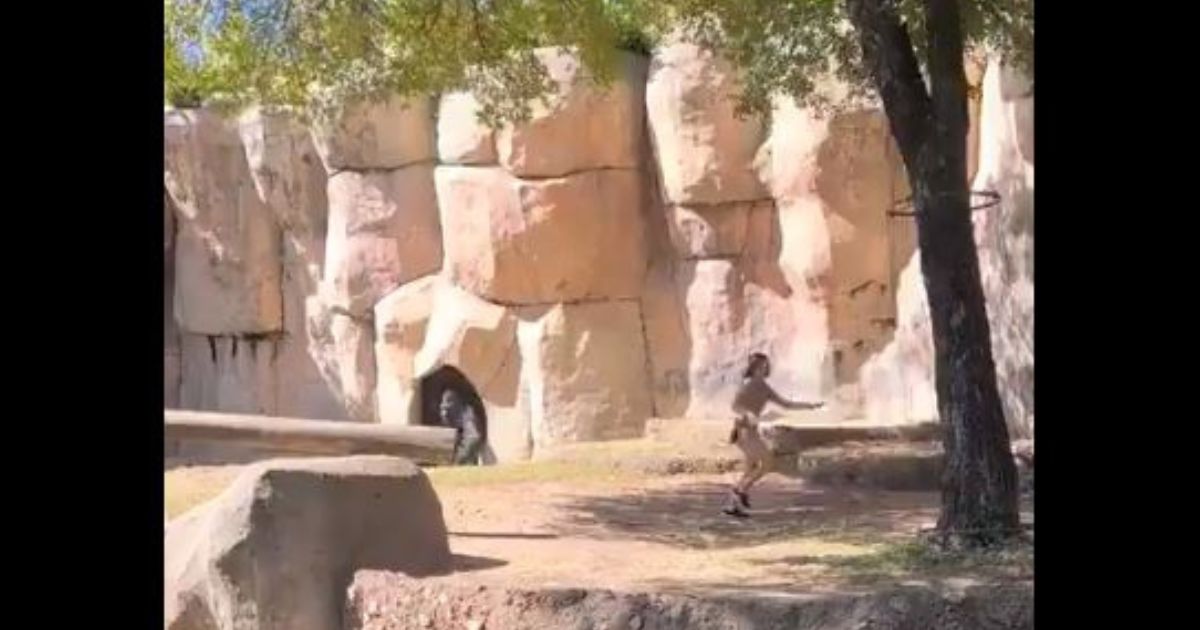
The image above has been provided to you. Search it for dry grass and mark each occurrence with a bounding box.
[165,466,242,518]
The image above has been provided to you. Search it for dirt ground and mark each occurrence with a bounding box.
[166,453,1032,596]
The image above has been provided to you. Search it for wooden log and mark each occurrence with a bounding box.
[165,410,456,464]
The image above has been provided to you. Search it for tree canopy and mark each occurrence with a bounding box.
[165,0,1032,123]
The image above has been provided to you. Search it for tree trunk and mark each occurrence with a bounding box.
[847,0,1019,545]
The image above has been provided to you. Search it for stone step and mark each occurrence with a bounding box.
[644,416,942,451]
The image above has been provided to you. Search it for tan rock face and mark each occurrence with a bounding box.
[310,94,436,172]
[754,96,914,415]
[437,92,498,165]
[372,276,531,462]
[238,110,348,420]
[238,110,329,269]
[415,281,529,463]
[972,61,1034,439]
[497,48,648,177]
[860,60,1034,438]
[373,275,441,425]
[164,456,450,630]
[642,257,830,420]
[306,292,378,422]
[324,165,443,315]
[178,334,279,416]
[165,108,283,335]
[519,301,654,449]
[646,42,768,205]
[165,193,181,408]
[435,166,647,304]
[665,200,775,259]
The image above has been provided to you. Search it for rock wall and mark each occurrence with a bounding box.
[164,46,1034,459]
[859,59,1034,439]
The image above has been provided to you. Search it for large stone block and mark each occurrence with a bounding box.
[646,42,768,205]
[373,275,441,425]
[306,292,378,422]
[164,456,450,630]
[310,94,436,172]
[860,60,1034,438]
[165,108,283,335]
[642,257,831,420]
[435,166,647,304]
[324,165,442,315]
[518,301,654,450]
[436,92,498,165]
[497,48,648,177]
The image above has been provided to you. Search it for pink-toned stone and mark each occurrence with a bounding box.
[310,94,436,172]
[641,257,831,420]
[518,301,654,450]
[324,165,442,315]
[373,275,441,425]
[437,92,498,165]
[165,108,283,335]
[306,292,378,422]
[435,166,647,304]
[665,200,776,259]
[646,42,768,205]
[496,48,648,177]
[860,60,1034,438]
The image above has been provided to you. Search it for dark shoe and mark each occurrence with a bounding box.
[732,489,751,509]
[722,504,749,518]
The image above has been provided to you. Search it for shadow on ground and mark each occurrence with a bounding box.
[549,479,941,550]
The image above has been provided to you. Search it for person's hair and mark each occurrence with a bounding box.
[743,352,770,379]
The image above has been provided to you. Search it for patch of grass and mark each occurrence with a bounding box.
[165,466,242,519]
[809,539,1034,584]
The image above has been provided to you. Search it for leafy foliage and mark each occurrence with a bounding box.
[166,1,1030,123]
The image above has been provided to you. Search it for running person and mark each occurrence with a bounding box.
[723,353,824,517]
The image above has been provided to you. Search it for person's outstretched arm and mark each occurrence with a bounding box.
[767,385,824,411]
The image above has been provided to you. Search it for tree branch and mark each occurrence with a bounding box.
[844,0,932,162]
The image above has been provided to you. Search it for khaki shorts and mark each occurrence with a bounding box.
[732,417,772,461]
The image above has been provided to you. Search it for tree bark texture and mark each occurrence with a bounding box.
[846,0,1019,544]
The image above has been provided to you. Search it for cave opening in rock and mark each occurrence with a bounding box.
[418,365,489,464]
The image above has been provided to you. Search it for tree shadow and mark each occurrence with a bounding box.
[548,479,940,551]
[448,553,509,573]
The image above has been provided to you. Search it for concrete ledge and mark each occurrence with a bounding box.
[164,409,456,464]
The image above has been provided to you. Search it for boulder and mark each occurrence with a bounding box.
[310,94,436,172]
[436,92,498,165]
[165,108,283,335]
[496,48,648,177]
[858,254,939,425]
[646,41,768,205]
[164,456,450,630]
[518,301,654,449]
[324,165,442,315]
[435,166,647,304]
